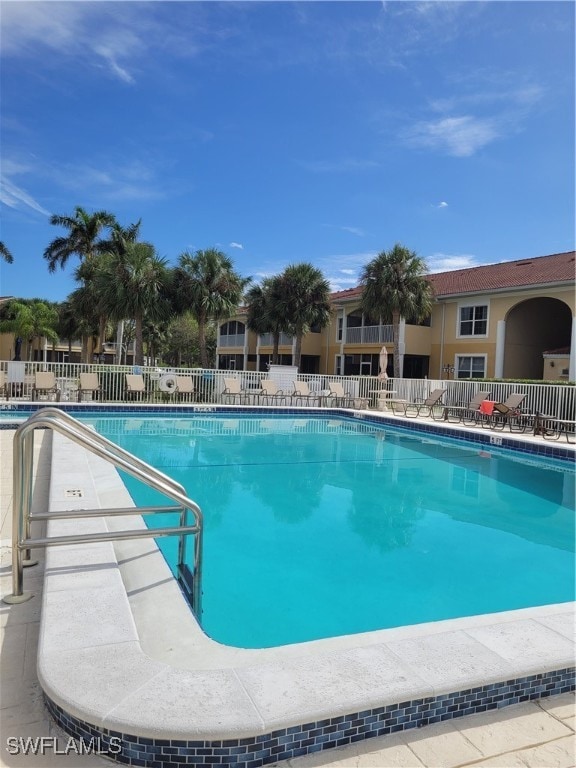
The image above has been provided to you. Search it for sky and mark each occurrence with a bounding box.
[0,0,574,303]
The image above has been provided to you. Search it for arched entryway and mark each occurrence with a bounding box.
[503,298,572,379]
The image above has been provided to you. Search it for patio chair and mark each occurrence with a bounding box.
[0,371,8,400]
[391,388,446,419]
[7,361,26,398]
[175,376,195,402]
[442,390,492,424]
[125,373,146,401]
[485,393,528,431]
[328,381,353,407]
[78,372,101,402]
[290,380,320,407]
[32,372,60,402]
[222,377,247,405]
[258,379,286,405]
[328,381,369,409]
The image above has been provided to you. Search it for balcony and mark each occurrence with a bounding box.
[344,325,394,345]
[219,334,246,348]
[259,333,293,347]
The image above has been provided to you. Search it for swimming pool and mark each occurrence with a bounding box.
[79,412,575,649]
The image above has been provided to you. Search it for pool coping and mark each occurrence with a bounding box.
[30,408,575,764]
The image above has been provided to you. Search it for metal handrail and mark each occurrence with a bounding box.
[4,409,203,616]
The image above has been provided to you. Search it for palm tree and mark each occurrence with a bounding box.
[245,275,288,365]
[276,263,331,370]
[172,248,250,368]
[43,206,116,273]
[0,300,59,360]
[360,243,433,379]
[94,242,172,366]
[0,241,14,263]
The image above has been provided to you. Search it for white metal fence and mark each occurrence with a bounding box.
[1,360,574,419]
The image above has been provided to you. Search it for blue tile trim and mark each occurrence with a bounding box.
[45,667,575,766]
[1,404,573,461]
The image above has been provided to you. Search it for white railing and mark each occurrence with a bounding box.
[258,333,293,347]
[344,325,394,344]
[0,360,574,420]
[218,334,246,348]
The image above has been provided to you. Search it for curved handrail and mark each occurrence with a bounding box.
[8,409,203,615]
[35,407,186,497]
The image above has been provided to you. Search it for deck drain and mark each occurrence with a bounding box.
[64,489,84,498]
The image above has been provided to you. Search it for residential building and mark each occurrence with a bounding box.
[216,251,575,381]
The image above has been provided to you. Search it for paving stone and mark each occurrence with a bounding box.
[515,736,576,767]
[537,692,576,723]
[454,702,573,756]
[400,720,484,767]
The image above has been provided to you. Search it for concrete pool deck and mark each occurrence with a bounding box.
[0,412,574,767]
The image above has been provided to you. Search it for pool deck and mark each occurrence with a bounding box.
[0,410,574,768]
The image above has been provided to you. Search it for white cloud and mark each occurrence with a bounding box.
[427,253,479,273]
[406,115,499,157]
[340,269,356,275]
[340,226,365,237]
[229,242,244,250]
[433,201,449,209]
[0,175,50,216]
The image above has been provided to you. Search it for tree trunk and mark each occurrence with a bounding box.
[293,332,303,370]
[198,315,207,368]
[392,309,401,379]
[135,313,144,366]
[272,331,280,365]
[115,321,124,365]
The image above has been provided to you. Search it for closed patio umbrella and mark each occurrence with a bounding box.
[378,346,389,380]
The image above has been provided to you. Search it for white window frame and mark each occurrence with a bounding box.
[455,354,487,379]
[336,312,344,342]
[457,302,489,339]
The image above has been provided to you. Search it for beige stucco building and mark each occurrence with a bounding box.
[216,251,575,382]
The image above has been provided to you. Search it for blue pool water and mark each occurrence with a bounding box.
[83,413,574,648]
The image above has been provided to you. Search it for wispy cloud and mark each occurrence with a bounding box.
[405,115,499,157]
[434,201,449,209]
[0,175,50,216]
[229,242,244,250]
[427,253,479,273]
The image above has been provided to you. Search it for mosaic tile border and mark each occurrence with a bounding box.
[45,668,575,767]
[1,403,574,461]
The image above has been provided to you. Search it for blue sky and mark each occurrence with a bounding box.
[1,1,574,303]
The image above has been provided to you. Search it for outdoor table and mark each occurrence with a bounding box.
[369,389,397,410]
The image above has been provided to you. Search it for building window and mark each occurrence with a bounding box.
[459,305,488,336]
[456,355,486,379]
[337,315,343,342]
[335,355,343,376]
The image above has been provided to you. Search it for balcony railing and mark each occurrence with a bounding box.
[218,334,246,348]
[344,325,394,344]
[259,333,293,347]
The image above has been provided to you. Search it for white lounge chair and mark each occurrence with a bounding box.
[258,379,286,405]
[125,374,146,401]
[222,377,247,405]
[290,380,320,407]
[78,372,101,402]
[175,376,195,402]
[32,372,60,401]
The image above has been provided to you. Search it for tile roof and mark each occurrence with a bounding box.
[330,251,575,302]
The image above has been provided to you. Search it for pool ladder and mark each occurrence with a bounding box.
[3,407,203,618]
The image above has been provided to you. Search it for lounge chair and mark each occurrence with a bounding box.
[484,393,528,431]
[328,381,353,407]
[328,381,369,409]
[442,390,492,424]
[0,371,8,400]
[125,373,146,401]
[391,388,446,418]
[290,380,320,407]
[258,379,286,405]
[32,372,60,401]
[78,372,101,402]
[222,377,247,405]
[175,376,195,402]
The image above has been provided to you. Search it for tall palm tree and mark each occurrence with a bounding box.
[172,248,250,368]
[276,263,331,370]
[0,300,59,360]
[94,242,172,366]
[0,241,14,263]
[360,243,433,379]
[43,206,116,273]
[245,275,288,365]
